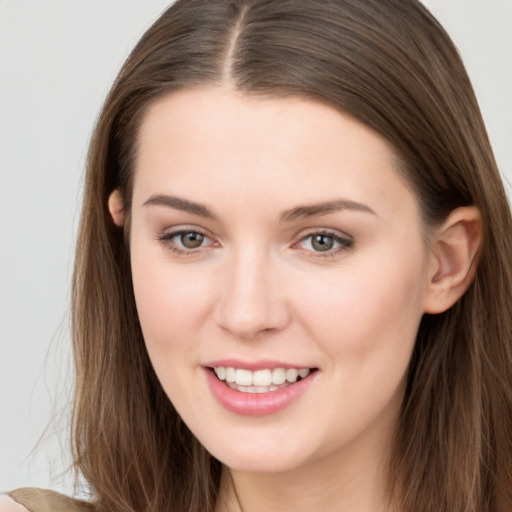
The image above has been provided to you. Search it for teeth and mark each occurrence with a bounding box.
[213,366,311,388]
[230,384,281,393]
[225,367,236,383]
[286,368,299,382]
[298,368,310,378]
[253,369,272,386]
[272,368,286,385]
[235,369,252,386]
[215,367,226,380]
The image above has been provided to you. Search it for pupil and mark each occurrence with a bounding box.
[181,232,204,249]
[312,234,334,251]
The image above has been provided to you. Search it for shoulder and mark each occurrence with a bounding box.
[0,495,29,512]
[1,489,93,512]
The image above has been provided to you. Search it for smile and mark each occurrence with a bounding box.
[205,364,317,416]
[213,367,311,393]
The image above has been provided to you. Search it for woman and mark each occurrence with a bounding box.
[3,0,511,511]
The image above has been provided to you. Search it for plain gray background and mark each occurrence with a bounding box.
[1,0,511,494]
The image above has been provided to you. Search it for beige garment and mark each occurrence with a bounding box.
[6,489,93,512]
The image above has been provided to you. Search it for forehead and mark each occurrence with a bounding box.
[132,86,417,221]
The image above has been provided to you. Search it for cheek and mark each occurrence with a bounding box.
[130,253,218,410]
[130,248,213,358]
[287,248,427,443]
[293,244,427,371]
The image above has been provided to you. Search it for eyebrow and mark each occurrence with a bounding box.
[143,194,217,219]
[280,199,376,222]
[143,194,376,222]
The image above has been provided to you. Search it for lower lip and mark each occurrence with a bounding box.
[204,368,316,416]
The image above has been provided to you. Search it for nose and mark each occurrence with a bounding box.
[214,246,290,339]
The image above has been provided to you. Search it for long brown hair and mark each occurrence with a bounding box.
[71,1,512,510]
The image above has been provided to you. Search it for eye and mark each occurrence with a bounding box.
[297,231,353,255]
[158,229,215,254]
[178,231,206,249]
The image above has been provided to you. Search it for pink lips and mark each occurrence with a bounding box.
[203,362,317,417]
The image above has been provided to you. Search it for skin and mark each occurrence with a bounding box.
[109,86,481,512]
[0,496,30,512]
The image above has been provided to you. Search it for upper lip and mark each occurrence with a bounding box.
[204,359,315,371]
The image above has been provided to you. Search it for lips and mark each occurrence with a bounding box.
[204,362,317,416]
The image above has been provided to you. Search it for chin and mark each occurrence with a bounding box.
[219,452,308,474]
[200,432,314,474]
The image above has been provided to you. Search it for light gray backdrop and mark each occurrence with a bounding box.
[1,0,511,495]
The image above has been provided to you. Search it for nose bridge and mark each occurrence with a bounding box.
[216,241,288,338]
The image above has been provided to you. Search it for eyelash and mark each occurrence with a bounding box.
[157,229,353,257]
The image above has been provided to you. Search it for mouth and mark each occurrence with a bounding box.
[204,363,319,416]
[209,366,316,394]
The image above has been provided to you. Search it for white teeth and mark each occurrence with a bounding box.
[213,366,312,389]
[272,368,286,385]
[253,369,272,386]
[298,368,310,379]
[286,368,299,382]
[215,367,226,380]
[225,367,236,383]
[235,368,253,386]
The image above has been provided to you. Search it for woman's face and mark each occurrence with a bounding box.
[127,87,432,474]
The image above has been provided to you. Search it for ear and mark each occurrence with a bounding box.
[108,189,125,226]
[423,206,482,314]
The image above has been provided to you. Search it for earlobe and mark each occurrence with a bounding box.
[423,206,482,314]
[108,189,125,227]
